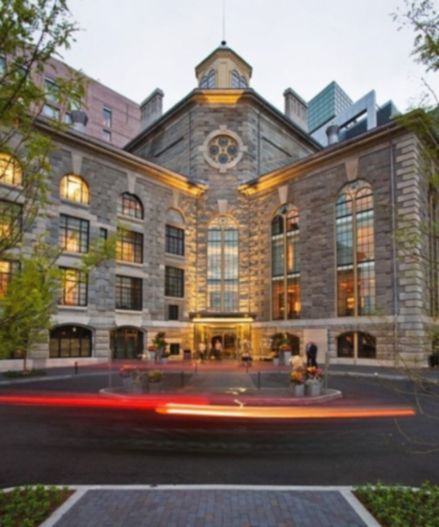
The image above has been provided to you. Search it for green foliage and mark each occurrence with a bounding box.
[355,482,439,527]
[0,243,60,362]
[0,0,84,259]
[153,332,167,350]
[393,0,439,73]
[0,484,71,527]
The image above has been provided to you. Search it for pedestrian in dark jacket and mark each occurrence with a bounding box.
[306,341,318,367]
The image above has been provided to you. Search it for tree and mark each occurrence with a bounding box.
[0,235,116,367]
[0,0,84,258]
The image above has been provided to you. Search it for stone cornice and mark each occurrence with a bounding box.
[35,120,207,197]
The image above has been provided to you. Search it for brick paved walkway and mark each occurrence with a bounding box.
[49,488,373,527]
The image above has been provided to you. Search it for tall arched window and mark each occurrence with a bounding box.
[207,215,238,312]
[336,181,375,316]
[0,153,22,186]
[271,204,300,320]
[337,331,376,359]
[118,192,143,219]
[60,174,90,205]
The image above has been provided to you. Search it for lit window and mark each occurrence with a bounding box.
[0,260,20,298]
[60,174,90,205]
[165,266,184,298]
[59,214,89,253]
[116,228,143,264]
[59,267,87,306]
[207,215,238,312]
[0,200,22,241]
[103,108,112,128]
[336,181,375,316]
[102,129,111,142]
[115,275,142,310]
[0,153,22,186]
[118,193,143,219]
[271,205,301,320]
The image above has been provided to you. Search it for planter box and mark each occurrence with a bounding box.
[305,381,322,397]
[291,383,305,397]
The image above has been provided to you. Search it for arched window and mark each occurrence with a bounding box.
[207,215,239,312]
[49,325,92,358]
[337,331,376,359]
[271,204,300,320]
[166,209,185,256]
[118,192,143,219]
[0,153,22,186]
[336,181,375,316]
[200,69,216,89]
[110,326,144,359]
[60,174,90,205]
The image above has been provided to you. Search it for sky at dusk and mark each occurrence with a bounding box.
[62,0,439,114]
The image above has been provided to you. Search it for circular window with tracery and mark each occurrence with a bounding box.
[208,135,239,165]
[202,128,246,173]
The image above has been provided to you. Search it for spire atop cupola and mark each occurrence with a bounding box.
[195,45,252,89]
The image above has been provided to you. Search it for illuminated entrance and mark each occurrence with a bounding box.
[192,315,253,360]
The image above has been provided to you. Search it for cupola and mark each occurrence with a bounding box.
[195,42,252,89]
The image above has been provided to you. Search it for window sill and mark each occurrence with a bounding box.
[116,261,144,268]
[117,214,144,226]
[115,309,143,314]
[57,305,88,311]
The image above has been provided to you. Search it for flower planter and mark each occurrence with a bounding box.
[305,381,322,397]
[272,357,280,366]
[291,383,305,397]
[283,351,292,365]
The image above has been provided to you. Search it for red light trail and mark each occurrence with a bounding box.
[0,393,416,420]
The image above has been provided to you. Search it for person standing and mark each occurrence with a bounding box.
[306,341,318,367]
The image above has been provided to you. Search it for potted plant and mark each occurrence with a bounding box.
[305,366,324,397]
[147,345,157,362]
[290,369,305,397]
[153,332,167,363]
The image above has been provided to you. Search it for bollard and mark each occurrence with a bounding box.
[74,361,78,375]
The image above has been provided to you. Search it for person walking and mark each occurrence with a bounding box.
[306,341,318,367]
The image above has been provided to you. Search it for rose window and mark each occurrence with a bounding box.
[208,135,239,165]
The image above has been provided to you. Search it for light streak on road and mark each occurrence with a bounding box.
[156,403,416,420]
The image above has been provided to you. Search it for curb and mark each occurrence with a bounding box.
[99,387,343,406]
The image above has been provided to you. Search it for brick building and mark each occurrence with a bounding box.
[1,44,437,369]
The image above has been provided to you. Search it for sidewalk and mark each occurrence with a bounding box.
[40,485,381,527]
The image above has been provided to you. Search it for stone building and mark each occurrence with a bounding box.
[1,44,437,369]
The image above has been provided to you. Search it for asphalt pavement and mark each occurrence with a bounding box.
[1,361,438,527]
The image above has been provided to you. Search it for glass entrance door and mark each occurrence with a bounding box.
[209,329,237,359]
